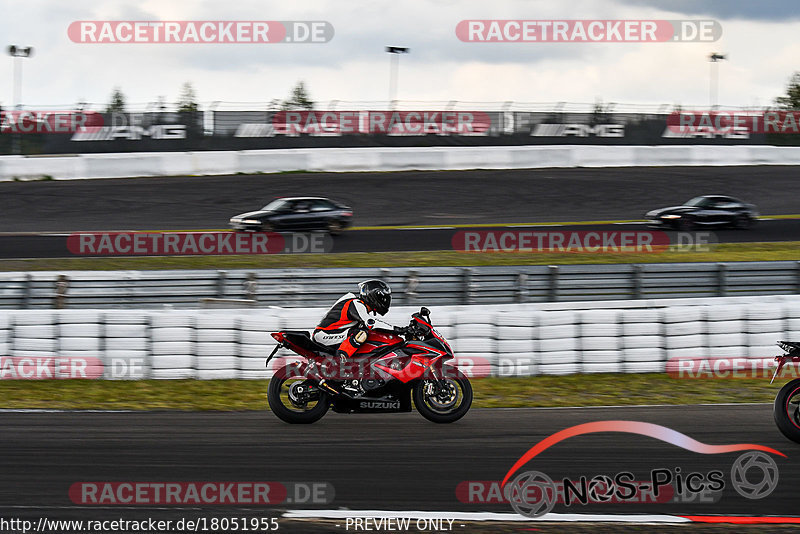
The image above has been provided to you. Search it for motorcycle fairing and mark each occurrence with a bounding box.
[373,342,448,383]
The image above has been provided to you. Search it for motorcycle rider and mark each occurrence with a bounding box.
[312,279,393,395]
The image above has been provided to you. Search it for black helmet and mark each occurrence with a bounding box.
[358,279,391,315]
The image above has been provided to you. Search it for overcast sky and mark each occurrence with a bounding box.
[2,0,799,110]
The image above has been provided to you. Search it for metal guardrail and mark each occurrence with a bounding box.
[1,262,799,309]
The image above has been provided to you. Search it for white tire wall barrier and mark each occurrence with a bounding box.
[1,296,798,380]
[3,145,800,181]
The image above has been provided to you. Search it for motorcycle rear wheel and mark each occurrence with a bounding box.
[413,368,472,424]
[268,364,330,424]
[773,378,800,443]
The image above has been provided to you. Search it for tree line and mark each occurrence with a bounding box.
[105,81,314,113]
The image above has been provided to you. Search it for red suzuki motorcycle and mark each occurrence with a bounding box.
[266,307,472,424]
[772,341,800,443]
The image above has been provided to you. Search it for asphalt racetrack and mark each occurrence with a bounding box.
[2,166,800,530]
[1,404,797,529]
[1,166,799,258]
[2,166,800,231]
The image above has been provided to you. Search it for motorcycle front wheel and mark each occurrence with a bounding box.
[268,364,330,424]
[773,378,800,443]
[413,368,472,424]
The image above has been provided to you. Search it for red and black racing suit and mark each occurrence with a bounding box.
[313,292,376,358]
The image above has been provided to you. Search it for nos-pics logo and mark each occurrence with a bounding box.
[500,420,783,518]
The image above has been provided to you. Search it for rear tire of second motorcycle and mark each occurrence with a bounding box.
[773,378,800,443]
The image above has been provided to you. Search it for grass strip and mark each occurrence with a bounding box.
[0,374,783,411]
[0,242,797,271]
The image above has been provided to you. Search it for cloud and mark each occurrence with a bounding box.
[0,0,797,110]
[615,0,800,21]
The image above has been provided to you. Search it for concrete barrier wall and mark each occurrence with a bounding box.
[1,295,798,380]
[3,145,800,180]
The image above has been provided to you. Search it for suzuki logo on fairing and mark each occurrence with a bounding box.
[360,401,400,409]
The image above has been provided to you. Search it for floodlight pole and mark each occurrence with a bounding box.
[386,46,409,109]
[709,52,726,108]
[7,45,34,154]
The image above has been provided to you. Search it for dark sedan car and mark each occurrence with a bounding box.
[645,195,758,230]
[229,197,353,234]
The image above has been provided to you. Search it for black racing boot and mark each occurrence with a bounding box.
[335,353,364,395]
